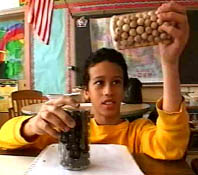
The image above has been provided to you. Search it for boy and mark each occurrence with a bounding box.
[0,2,190,160]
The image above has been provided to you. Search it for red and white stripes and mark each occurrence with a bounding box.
[28,0,54,44]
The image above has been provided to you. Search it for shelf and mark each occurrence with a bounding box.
[0,7,24,21]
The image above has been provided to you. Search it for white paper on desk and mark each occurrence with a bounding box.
[25,144,144,175]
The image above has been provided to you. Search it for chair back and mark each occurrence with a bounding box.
[191,158,198,175]
[10,90,47,117]
[123,78,142,104]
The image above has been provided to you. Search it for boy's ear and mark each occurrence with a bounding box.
[83,89,90,102]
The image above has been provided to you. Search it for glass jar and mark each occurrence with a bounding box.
[58,109,90,170]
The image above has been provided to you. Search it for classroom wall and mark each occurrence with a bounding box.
[0,0,19,11]
[3,1,198,103]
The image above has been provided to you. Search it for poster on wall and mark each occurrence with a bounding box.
[0,20,24,80]
[90,17,163,83]
[33,9,67,95]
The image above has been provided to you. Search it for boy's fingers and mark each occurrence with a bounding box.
[37,119,60,138]
[157,12,187,28]
[45,96,80,108]
[40,105,76,128]
[159,25,180,40]
[40,111,69,132]
[156,1,186,15]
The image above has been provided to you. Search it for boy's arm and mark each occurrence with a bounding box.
[156,2,189,112]
[0,116,56,150]
[138,2,190,160]
[140,99,190,160]
[0,116,35,150]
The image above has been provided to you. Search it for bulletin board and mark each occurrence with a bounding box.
[89,17,162,83]
[0,20,24,80]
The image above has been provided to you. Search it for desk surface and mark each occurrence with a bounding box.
[21,103,151,116]
[0,148,195,175]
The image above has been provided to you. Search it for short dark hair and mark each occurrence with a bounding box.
[83,48,129,89]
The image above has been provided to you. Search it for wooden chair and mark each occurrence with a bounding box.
[8,90,48,118]
[191,158,198,175]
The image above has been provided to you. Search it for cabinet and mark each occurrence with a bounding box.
[0,80,18,112]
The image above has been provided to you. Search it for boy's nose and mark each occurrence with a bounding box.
[103,85,113,96]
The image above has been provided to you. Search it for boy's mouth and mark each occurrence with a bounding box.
[103,101,114,105]
[102,100,116,107]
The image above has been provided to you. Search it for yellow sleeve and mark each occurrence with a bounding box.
[0,116,56,150]
[0,116,33,150]
[140,98,190,160]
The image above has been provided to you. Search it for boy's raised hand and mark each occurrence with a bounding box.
[156,1,189,65]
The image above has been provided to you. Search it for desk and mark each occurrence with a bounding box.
[0,149,195,175]
[21,103,151,116]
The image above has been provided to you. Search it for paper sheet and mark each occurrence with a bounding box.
[25,144,144,175]
[0,155,34,175]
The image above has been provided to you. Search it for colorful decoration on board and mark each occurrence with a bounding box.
[0,21,24,80]
[19,0,27,6]
[28,0,54,44]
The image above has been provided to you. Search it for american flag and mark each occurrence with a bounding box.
[28,0,54,44]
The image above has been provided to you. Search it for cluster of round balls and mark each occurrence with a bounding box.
[110,11,173,49]
[59,109,90,170]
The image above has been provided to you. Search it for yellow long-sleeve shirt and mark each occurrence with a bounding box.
[0,99,190,160]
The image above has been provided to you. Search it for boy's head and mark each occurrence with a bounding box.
[83,48,129,89]
[83,48,129,122]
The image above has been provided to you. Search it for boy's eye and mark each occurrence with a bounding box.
[112,80,122,85]
[94,80,103,85]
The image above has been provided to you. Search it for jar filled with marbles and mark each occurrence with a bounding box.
[110,10,173,50]
[58,109,90,170]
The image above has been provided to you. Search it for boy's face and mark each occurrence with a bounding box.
[85,61,124,119]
